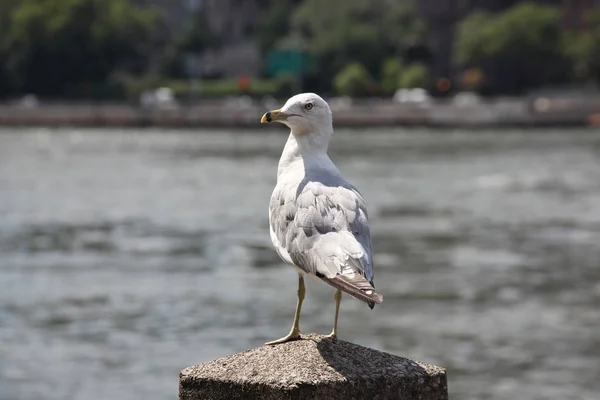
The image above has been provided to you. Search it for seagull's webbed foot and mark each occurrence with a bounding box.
[264,328,301,345]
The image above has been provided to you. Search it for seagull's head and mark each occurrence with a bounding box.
[261,93,332,137]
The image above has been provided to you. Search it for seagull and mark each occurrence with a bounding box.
[260,93,383,345]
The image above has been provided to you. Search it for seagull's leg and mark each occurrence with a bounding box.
[327,289,342,339]
[265,274,305,345]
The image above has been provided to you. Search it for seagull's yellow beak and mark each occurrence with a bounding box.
[261,109,290,124]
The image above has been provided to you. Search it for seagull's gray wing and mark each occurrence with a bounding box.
[269,178,382,307]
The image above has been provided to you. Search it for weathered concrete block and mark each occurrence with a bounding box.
[179,334,447,400]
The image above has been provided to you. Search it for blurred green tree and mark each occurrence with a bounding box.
[0,0,19,95]
[381,58,430,93]
[381,58,404,94]
[0,0,160,97]
[333,62,372,96]
[564,10,600,84]
[291,0,424,91]
[455,3,570,93]
[399,63,429,89]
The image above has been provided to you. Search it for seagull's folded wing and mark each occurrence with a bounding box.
[270,180,382,306]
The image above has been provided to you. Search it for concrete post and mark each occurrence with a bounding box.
[179,333,447,400]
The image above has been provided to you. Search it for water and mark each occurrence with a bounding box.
[1,127,599,400]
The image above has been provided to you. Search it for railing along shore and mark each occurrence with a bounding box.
[1,95,598,128]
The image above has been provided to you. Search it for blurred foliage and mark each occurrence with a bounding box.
[117,74,294,102]
[380,58,430,93]
[381,58,404,94]
[564,10,600,84]
[0,0,159,98]
[290,0,424,92]
[0,0,18,95]
[455,3,571,93]
[333,63,372,96]
[169,77,294,98]
[399,64,429,89]
[2,0,600,100]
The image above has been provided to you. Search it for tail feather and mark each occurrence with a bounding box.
[321,273,383,308]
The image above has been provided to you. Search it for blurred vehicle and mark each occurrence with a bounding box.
[452,91,482,107]
[17,94,39,108]
[393,88,431,105]
[140,87,178,110]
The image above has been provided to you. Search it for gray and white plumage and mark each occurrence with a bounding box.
[265,93,383,308]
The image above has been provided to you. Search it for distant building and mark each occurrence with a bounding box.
[199,0,263,77]
[134,0,264,78]
[560,0,600,30]
[132,0,188,39]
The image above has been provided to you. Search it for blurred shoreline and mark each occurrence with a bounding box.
[1,94,599,129]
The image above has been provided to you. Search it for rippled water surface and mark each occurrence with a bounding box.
[1,127,599,400]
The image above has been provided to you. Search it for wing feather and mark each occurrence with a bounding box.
[321,274,383,309]
[269,177,382,307]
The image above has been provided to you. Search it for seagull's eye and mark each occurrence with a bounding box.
[304,103,313,110]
